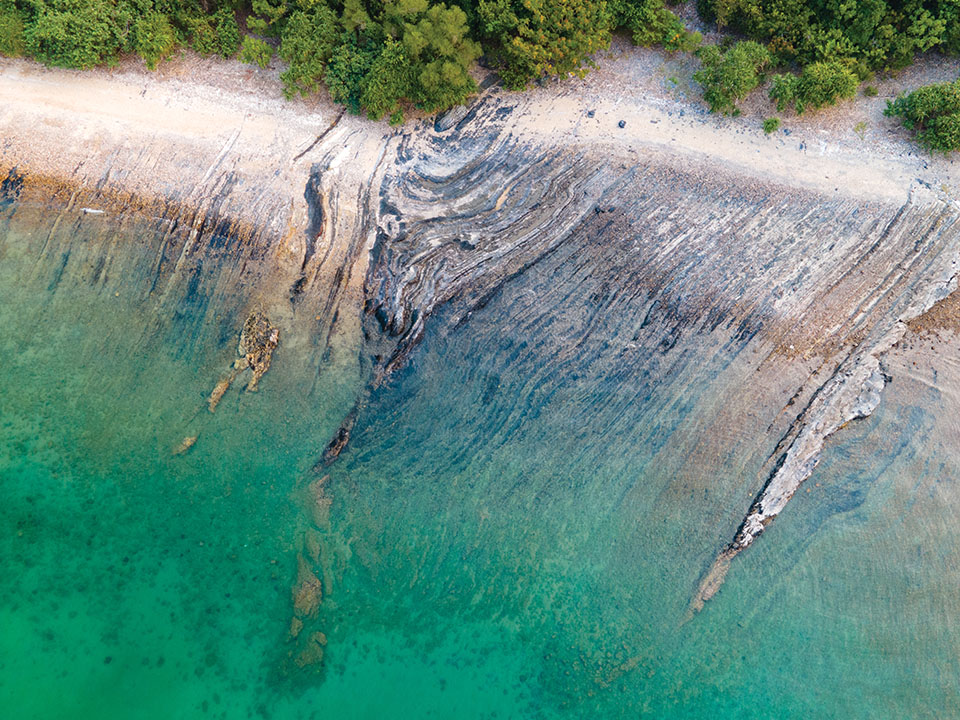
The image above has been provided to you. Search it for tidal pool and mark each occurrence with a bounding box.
[2,198,958,719]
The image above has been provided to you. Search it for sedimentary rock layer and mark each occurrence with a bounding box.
[354,92,960,606]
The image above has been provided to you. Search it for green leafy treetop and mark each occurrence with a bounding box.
[478,0,611,90]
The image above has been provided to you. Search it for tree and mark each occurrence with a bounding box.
[0,2,24,57]
[21,0,126,69]
[389,1,479,111]
[325,37,378,113]
[478,0,611,90]
[696,0,954,71]
[360,36,414,120]
[278,6,341,97]
[610,0,699,51]
[191,7,242,58]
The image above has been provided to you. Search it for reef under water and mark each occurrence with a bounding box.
[4,92,960,719]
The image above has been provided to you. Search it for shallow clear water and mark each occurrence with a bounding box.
[2,203,959,719]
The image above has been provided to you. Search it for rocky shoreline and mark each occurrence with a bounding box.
[4,49,960,611]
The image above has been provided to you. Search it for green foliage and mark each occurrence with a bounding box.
[278,6,340,97]
[133,11,177,70]
[762,116,780,133]
[325,38,377,113]
[360,37,414,119]
[280,0,478,117]
[21,0,127,69]
[864,85,878,97]
[246,0,287,34]
[239,34,274,67]
[393,2,480,112]
[209,7,242,57]
[770,60,858,114]
[693,40,770,114]
[0,5,24,57]
[478,0,611,90]
[697,0,953,72]
[885,79,960,153]
[609,0,700,52]
[8,0,945,127]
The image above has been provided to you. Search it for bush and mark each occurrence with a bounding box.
[400,4,480,113]
[325,39,377,114]
[210,8,241,58]
[133,12,176,70]
[770,61,858,114]
[192,8,241,58]
[864,85,878,97]
[22,0,126,69]
[693,41,771,115]
[239,35,274,68]
[359,38,413,120]
[611,0,700,52]
[696,0,953,72]
[278,7,340,98]
[885,80,960,153]
[762,117,780,133]
[0,6,24,57]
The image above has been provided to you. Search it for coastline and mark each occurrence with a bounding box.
[3,43,960,226]
[5,46,960,612]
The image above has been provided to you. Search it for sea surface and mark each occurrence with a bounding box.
[3,202,959,719]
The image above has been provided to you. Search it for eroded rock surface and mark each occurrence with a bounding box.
[335,92,960,609]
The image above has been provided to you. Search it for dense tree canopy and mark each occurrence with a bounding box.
[697,0,958,70]
[0,1,243,68]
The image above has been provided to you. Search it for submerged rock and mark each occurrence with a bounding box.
[207,309,280,412]
[172,435,198,455]
[238,309,280,392]
[292,553,323,619]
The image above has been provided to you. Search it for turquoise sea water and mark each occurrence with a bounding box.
[2,202,960,719]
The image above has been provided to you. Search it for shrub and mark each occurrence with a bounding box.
[763,117,780,133]
[239,35,274,68]
[611,0,700,52]
[479,0,611,90]
[211,8,241,58]
[133,12,177,70]
[694,41,771,115]
[885,80,960,153]
[359,38,414,120]
[190,8,241,59]
[696,0,953,72]
[0,6,24,57]
[864,85,878,97]
[770,60,858,114]
[278,7,340,98]
[22,0,125,69]
[325,40,378,114]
